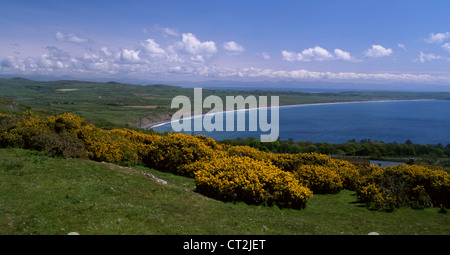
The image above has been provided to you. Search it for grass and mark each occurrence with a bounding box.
[1,148,448,235]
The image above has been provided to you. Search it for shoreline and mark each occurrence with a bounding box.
[143,98,437,130]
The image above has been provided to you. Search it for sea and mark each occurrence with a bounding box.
[151,99,450,145]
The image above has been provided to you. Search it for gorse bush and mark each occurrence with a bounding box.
[294,165,343,194]
[356,164,450,210]
[193,156,313,209]
[0,112,88,158]
[144,133,221,177]
[1,111,449,210]
[0,112,160,164]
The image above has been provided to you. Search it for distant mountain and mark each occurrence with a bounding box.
[1,74,450,92]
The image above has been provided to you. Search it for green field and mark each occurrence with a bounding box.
[1,148,448,235]
[2,77,450,129]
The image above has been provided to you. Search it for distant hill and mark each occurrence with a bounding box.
[1,77,450,129]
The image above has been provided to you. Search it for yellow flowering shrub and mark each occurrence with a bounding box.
[76,124,139,164]
[108,128,161,160]
[294,164,343,194]
[268,152,359,190]
[0,112,88,158]
[144,133,220,177]
[226,145,270,162]
[0,112,154,163]
[356,164,450,209]
[193,156,313,209]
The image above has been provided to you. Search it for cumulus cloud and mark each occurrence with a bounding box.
[172,33,217,56]
[418,52,441,63]
[3,31,450,85]
[117,49,140,62]
[223,41,245,54]
[141,39,166,58]
[281,50,298,61]
[300,46,334,61]
[425,32,450,44]
[334,49,352,61]
[282,46,354,62]
[364,45,393,58]
[398,43,406,50]
[282,46,332,61]
[55,31,88,43]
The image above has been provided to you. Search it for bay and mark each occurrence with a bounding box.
[152,100,450,144]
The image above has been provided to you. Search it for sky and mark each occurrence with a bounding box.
[1,0,450,89]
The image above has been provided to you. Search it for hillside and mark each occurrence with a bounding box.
[1,147,448,235]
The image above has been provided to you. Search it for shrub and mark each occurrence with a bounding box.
[269,153,359,190]
[294,165,343,194]
[0,113,88,158]
[76,124,142,164]
[194,156,313,209]
[356,164,450,209]
[225,145,270,162]
[29,132,87,159]
[144,133,220,177]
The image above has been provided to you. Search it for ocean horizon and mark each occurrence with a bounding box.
[152,99,450,145]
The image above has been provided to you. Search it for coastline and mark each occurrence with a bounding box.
[143,98,437,130]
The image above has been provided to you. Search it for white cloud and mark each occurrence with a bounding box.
[223,41,245,54]
[282,46,354,62]
[3,31,450,85]
[425,32,450,44]
[442,43,450,54]
[281,50,299,61]
[172,33,217,56]
[364,45,393,58]
[117,49,140,62]
[334,48,352,61]
[141,39,166,57]
[418,52,441,63]
[300,46,334,61]
[212,67,450,84]
[55,31,88,43]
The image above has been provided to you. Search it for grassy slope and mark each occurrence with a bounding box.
[1,148,448,235]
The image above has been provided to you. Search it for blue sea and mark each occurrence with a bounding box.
[152,100,450,145]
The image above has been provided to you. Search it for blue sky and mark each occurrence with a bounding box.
[1,0,450,88]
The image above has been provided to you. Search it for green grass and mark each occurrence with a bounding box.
[1,148,448,235]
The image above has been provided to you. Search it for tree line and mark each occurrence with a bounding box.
[219,137,450,163]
